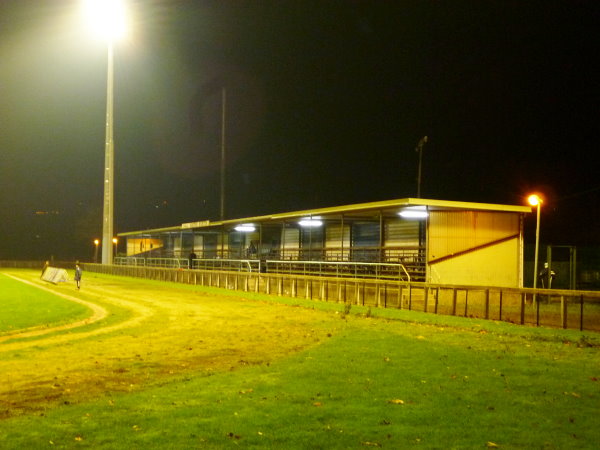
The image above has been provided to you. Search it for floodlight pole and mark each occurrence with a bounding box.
[220,87,227,221]
[101,42,115,264]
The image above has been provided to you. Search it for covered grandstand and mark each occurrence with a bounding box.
[118,198,532,287]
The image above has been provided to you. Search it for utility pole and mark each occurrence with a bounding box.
[415,136,428,198]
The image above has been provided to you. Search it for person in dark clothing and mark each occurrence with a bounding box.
[538,262,556,289]
[189,252,197,269]
[74,263,82,289]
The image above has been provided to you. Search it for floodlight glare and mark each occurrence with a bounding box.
[83,0,126,41]
[527,194,542,206]
[299,217,323,227]
[398,206,428,219]
[234,224,256,232]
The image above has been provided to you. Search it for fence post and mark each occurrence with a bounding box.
[484,289,490,320]
[452,288,457,316]
[384,283,388,308]
[520,293,525,325]
[434,287,439,314]
[580,295,584,331]
[423,286,429,312]
[498,290,503,321]
[561,296,567,329]
[398,283,403,309]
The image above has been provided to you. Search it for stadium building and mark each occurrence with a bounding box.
[118,198,532,288]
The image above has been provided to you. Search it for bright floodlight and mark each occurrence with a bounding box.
[528,194,542,206]
[83,0,126,41]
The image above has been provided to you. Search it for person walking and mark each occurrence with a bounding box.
[74,263,82,290]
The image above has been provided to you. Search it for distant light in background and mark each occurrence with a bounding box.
[398,206,428,219]
[299,217,323,227]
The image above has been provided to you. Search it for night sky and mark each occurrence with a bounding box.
[1,0,598,260]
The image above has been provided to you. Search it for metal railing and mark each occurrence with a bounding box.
[192,259,256,272]
[114,256,146,267]
[264,260,411,282]
[145,257,189,269]
[113,257,410,281]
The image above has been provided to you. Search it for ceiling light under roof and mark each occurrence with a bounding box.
[298,217,323,227]
[234,223,256,232]
[398,206,428,219]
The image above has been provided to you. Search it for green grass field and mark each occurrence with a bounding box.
[0,269,599,449]
[0,273,91,333]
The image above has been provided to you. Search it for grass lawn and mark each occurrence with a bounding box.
[0,270,599,449]
[0,272,91,333]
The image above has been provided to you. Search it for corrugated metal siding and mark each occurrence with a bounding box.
[385,219,419,247]
[325,224,349,248]
[281,226,300,259]
[428,211,519,261]
[325,224,350,260]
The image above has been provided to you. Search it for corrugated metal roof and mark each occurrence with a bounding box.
[118,197,532,236]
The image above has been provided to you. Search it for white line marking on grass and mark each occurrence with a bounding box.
[0,273,156,352]
[0,273,109,343]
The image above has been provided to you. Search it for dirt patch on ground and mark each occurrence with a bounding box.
[0,271,335,418]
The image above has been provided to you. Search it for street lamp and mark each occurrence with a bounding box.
[112,237,118,260]
[528,194,543,303]
[83,0,126,264]
[93,239,100,263]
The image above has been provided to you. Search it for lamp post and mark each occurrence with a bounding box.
[93,239,100,263]
[83,0,126,264]
[112,237,118,260]
[528,194,543,303]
